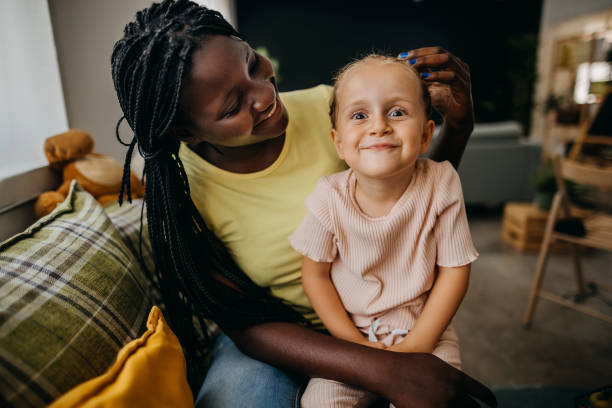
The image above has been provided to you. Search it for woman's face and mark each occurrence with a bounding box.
[177,35,288,148]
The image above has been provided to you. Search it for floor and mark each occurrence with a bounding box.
[455,209,612,392]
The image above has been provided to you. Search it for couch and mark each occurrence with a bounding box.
[0,182,195,407]
[449,121,542,207]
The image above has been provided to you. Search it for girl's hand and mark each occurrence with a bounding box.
[398,47,474,132]
[387,335,433,354]
[387,338,433,353]
[357,338,387,350]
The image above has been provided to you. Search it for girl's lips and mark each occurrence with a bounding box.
[360,143,399,150]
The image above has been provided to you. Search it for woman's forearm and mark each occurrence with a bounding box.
[427,122,473,169]
[226,322,387,391]
[225,321,496,407]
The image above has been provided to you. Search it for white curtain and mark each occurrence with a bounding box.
[0,0,68,179]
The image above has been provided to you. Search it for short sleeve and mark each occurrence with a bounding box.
[435,162,479,267]
[289,177,337,262]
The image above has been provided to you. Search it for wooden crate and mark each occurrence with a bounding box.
[502,202,571,252]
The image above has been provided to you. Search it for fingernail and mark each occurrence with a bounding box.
[421,72,430,78]
[398,52,410,59]
[409,58,417,65]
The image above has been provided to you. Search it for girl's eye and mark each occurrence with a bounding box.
[351,112,366,120]
[389,109,405,117]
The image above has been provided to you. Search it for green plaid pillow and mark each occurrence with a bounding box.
[104,200,155,276]
[104,200,220,361]
[0,182,152,407]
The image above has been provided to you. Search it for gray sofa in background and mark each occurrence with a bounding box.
[435,121,542,207]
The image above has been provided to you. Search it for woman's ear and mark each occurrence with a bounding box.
[420,120,435,155]
[170,125,199,146]
[331,129,345,160]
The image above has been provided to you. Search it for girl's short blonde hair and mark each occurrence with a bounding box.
[329,53,432,128]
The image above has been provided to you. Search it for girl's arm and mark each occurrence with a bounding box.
[388,264,471,353]
[301,257,384,349]
[399,47,474,169]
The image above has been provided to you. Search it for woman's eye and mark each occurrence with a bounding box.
[351,112,366,120]
[223,101,241,119]
[389,109,405,117]
[249,52,260,75]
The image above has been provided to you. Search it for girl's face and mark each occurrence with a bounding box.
[331,60,435,180]
[177,35,288,148]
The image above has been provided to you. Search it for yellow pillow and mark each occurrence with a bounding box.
[49,306,193,408]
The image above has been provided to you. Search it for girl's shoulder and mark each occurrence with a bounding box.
[314,169,352,198]
[416,159,463,211]
[417,158,458,185]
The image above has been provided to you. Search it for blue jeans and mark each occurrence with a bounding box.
[195,333,307,408]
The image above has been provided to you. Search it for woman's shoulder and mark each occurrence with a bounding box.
[280,84,332,109]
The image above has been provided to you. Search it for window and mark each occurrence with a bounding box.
[0,0,68,180]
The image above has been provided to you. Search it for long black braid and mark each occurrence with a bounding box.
[111,0,306,388]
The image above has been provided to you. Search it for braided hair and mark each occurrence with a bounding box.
[111,0,306,387]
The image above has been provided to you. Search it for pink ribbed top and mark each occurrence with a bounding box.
[289,159,478,340]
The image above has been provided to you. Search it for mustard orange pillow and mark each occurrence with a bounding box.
[48,306,193,408]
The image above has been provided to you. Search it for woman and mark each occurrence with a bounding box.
[111,1,495,407]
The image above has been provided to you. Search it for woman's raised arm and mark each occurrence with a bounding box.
[399,47,474,169]
[226,322,496,408]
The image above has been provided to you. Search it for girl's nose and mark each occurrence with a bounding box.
[369,114,392,137]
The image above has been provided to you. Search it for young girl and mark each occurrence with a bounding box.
[290,55,478,407]
[112,1,495,406]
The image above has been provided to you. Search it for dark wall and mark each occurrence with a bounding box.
[236,0,542,131]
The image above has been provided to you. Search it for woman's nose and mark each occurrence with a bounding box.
[250,80,275,114]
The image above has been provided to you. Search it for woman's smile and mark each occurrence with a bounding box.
[254,94,280,130]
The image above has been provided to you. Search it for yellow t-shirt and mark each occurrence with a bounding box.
[179,85,347,325]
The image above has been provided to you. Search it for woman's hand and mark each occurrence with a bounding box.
[380,351,495,408]
[400,47,474,168]
[398,47,474,131]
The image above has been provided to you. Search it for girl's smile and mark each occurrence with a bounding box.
[359,142,400,151]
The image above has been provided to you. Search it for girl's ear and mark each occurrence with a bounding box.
[331,129,345,160]
[420,120,435,155]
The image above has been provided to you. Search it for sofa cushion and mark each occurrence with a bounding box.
[104,200,221,361]
[0,182,152,407]
[104,200,154,276]
[48,306,192,408]
[470,121,524,145]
